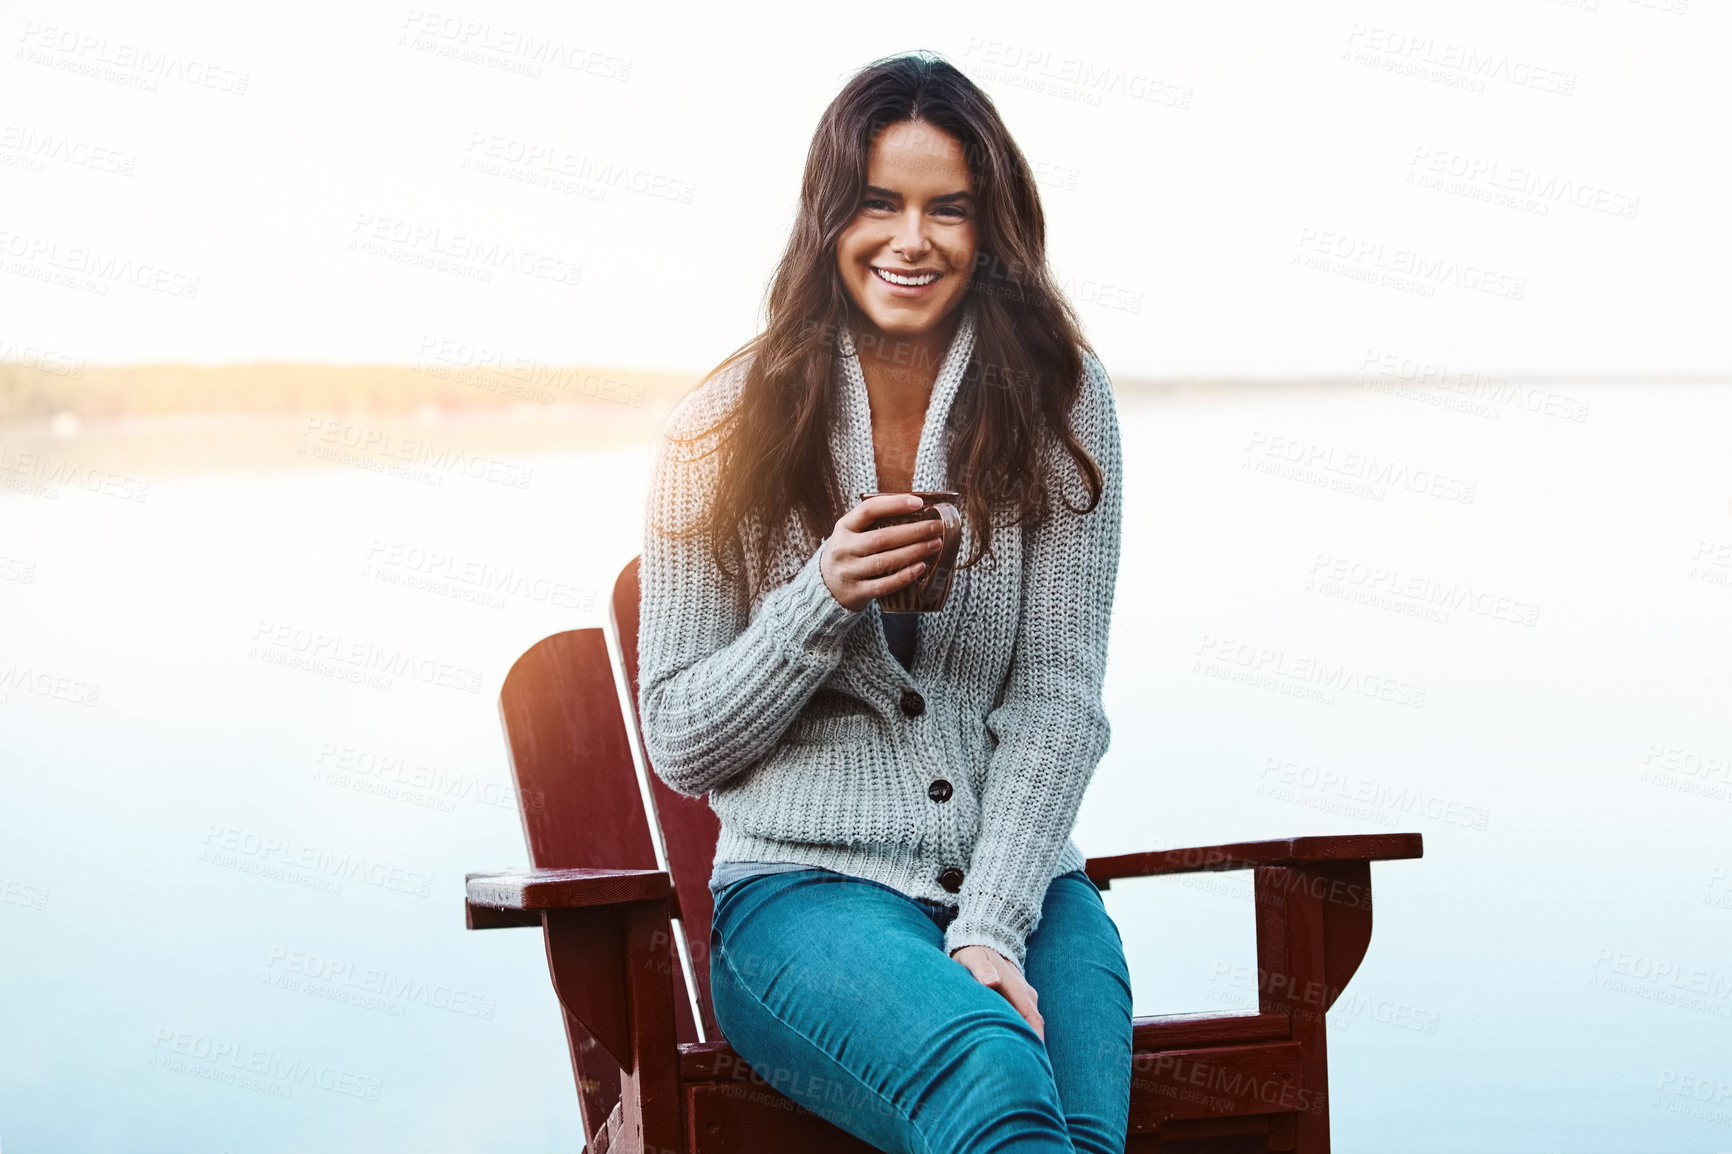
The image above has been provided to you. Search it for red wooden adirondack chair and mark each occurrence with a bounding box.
[465,557,1424,1153]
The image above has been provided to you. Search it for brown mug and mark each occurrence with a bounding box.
[859,490,963,613]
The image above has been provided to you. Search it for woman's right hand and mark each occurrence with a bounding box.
[950,945,1044,1041]
[820,494,947,613]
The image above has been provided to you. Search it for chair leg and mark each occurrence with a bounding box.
[545,902,687,1154]
[584,1100,624,1154]
[620,901,686,1154]
[1256,865,1335,1154]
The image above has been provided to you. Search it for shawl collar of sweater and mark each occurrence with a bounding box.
[830,303,978,502]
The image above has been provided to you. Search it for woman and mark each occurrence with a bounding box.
[637,51,1131,1154]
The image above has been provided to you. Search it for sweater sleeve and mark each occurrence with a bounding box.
[943,351,1124,973]
[636,368,867,798]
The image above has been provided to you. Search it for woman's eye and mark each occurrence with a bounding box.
[862,198,894,211]
[935,205,968,219]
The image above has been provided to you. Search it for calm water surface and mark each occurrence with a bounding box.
[2,382,1729,1153]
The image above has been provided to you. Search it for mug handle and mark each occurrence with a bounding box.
[916,503,963,608]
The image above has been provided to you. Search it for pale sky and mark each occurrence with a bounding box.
[2,0,1727,377]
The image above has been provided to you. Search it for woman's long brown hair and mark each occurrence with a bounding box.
[660,51,1105,602]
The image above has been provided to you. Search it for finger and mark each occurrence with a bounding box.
[966,959,1043,1041]
[861,518,946,556]
[857,560,927,597]
[860,536,944,575]
[843,529,941,577]
[835,542,925,584]
[960,953,1002,989]
[838,493,925,532]
[1008,988,1044,1041]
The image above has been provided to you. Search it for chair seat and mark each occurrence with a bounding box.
[663,1010,1304,1152]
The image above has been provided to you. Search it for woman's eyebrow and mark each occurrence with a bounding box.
[864,184,976,203]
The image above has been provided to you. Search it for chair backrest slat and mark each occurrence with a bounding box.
[612,557,724,1038]
[497,627,697,1137]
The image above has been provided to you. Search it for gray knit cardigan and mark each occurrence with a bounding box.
[636,305,1123,972]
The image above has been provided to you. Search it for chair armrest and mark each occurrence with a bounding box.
[464,866,682,1086]
[1085,833,1422,888]
[465,867,671,929]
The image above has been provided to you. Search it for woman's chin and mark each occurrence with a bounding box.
[853,296,962,338]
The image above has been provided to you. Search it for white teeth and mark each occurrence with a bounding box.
[875,268,939,287]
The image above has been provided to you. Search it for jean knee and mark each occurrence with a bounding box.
[908,1019,1069,1151]
[939,1016,1062,1105]
[973,1022,1056,1083]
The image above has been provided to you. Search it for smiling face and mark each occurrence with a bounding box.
[835,119,978,346]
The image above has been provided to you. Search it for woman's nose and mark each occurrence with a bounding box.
[890,212,931,258]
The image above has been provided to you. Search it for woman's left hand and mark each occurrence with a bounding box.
[950,945,1044,1041]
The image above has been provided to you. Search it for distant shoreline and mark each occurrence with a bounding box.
[5,362,1719,426]
[0,373,1724,485]
[0,362,696,423]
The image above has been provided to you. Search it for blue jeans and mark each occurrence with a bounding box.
[708,867,1134,1154]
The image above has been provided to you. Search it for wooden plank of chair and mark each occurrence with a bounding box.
[465,867,672,911]
[584,1100,623,1154]
[613,556,726,1039]
[1258,861,1351,1153]
[677,1010,1292,1082]
[1086,832,1423,887]
[496,628,678,1142]
[684,1080,887,1154]
[1128,1040,1308,1128]
[677,1036,1309,1152]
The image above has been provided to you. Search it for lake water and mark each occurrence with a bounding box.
[3,380,1729,1153]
